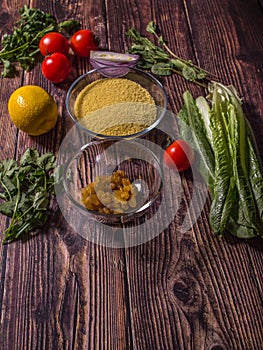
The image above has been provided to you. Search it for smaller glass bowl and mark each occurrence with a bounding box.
[63,138,163,224]
[65,66,167,139]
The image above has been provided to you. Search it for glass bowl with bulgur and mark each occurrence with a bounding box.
[66,66,167,139]
[63,138,163,224]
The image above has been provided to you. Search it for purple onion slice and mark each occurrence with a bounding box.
[89,51,140,77]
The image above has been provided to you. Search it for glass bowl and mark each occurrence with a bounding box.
[63,138,163,224]
[65,66,167,139]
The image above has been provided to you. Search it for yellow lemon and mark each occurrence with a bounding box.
[8,85,58,136]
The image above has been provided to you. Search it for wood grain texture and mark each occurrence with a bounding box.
[0,0,262,349]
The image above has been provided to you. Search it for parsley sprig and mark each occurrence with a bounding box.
[0,5,79,77]
[0,148,60,244]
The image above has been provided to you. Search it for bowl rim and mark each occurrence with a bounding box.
[62,138,163,219]
[65,66,168,140]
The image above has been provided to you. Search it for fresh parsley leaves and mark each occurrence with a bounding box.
[0,148,60,244]
[0,5,79,77]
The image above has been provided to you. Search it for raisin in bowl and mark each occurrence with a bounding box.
[62,138,163,224]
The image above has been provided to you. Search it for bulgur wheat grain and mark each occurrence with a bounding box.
[74,78,156,136]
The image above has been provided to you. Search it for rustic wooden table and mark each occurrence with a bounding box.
[0,1,263,349]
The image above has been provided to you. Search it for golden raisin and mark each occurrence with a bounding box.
[81,170,139,214]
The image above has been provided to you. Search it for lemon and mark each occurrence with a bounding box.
[8,85,58,136]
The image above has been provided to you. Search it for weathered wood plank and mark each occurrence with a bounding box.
[0,1,132,349]
[0,0,262,349]
[121,0,263,349]
[182,0,263,154]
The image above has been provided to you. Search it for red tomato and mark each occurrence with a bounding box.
[41,53,71,83]
[70,29,99,58]
[164,140,194,172]
[39,32,69,56]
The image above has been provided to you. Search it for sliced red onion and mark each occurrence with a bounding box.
[89,51,140,77]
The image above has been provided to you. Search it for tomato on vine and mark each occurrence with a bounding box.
[39,32,69,56]
[41,53,71,83]
[70,29,99,58]
[164,140,194,172]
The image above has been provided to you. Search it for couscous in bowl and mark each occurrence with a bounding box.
[65,66,168,139]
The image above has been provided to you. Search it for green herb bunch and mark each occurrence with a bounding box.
[127,21,214,86]
[0,5,79,77]
[0,148,60,244]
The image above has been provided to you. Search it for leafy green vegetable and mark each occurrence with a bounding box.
[246,130,263,219]
[0,148,59,243]
[126,27,169,66]
[127,21,212,85]
[151,62,173,76]
[178,92,215,187]
[0,5,80,77]
[209,100,236,234]
[178,82,263,238]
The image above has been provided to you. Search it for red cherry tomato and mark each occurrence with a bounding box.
[70,29,99,58]
[39,32,69,56]
[41,53,71,83]
[164,140,194,172]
